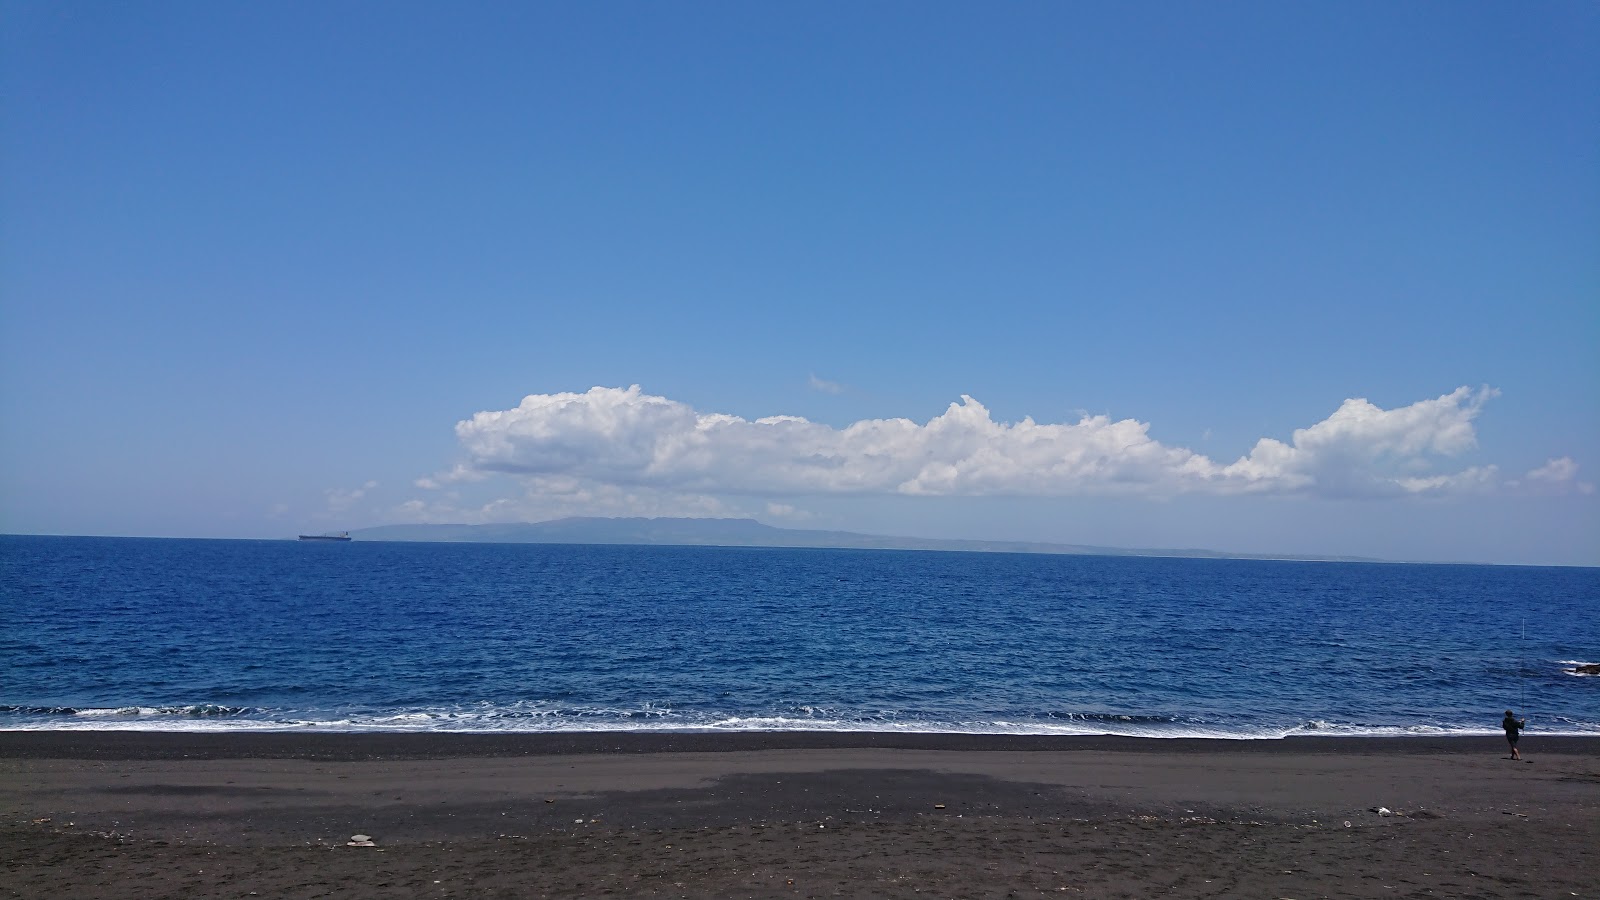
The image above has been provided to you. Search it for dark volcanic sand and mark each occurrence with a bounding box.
[3,733,1596,898]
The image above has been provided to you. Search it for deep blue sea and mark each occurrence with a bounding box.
[2,535,1595,738]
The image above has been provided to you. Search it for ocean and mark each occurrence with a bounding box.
[2,535,1595,738]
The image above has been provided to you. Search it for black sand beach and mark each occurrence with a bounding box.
[3,732,1596,898]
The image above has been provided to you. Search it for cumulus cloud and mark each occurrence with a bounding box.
[426,385,1549,506]
[1217,387,1500,497]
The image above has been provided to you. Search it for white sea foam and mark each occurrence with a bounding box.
[59,705,245,719]
[5,703,1597,737]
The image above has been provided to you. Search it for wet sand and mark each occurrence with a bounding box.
[3,732,1596,898]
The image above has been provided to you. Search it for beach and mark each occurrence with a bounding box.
[2,733,1595,898]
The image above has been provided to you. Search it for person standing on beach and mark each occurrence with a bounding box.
[1502,709,1527,760]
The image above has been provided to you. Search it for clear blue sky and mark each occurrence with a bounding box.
[3,1,1596,565]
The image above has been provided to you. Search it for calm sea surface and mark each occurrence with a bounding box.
[2,536,1595,737]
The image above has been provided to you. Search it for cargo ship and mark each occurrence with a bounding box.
[297,532,352,542]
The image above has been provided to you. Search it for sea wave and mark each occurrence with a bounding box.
[4,702,1597,737]
[0,704,250,718]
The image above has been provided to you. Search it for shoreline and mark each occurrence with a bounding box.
[5,729,1600,760]
[4,731,1596,897]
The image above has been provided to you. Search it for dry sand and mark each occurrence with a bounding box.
[2,732,1596,898]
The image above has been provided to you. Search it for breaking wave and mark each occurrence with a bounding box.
[5,702,1596,737]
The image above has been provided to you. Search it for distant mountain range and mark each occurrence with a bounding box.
[348,517,1385,562]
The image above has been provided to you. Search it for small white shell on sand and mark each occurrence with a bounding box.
[351,834,372,842]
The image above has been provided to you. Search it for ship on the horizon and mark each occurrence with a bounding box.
[297,532,352,542]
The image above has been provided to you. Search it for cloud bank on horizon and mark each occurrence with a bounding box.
[407,386,1588,520]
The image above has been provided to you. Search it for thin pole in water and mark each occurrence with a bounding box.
[1520,619,1527,715]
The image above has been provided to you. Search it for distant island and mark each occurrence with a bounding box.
[348,517,1385,563]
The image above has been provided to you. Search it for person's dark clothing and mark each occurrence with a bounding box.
[1503,715,1525,743]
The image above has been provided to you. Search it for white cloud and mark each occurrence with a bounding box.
[765,502,811,520]
[325,480,378,513]
[1521,456,1594,495]
[391,482,740,525]
[1218,387,1500,498]
[1527,456,1577,484]
[431,385,1548,508]
[808,373,847,394]
[415,465,482,490]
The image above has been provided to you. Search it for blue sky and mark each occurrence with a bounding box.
[2,2,1596,565]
